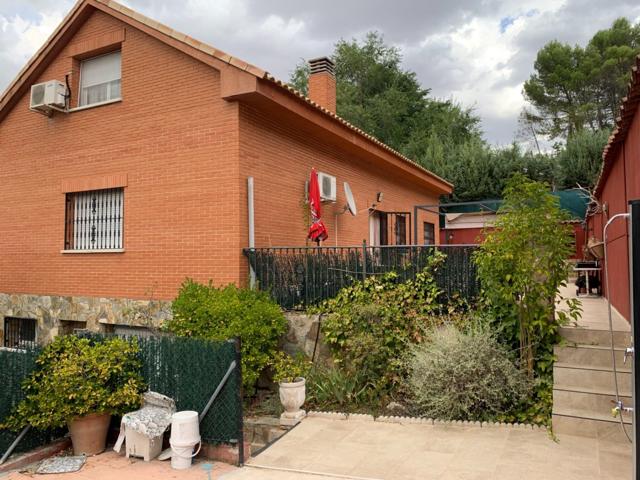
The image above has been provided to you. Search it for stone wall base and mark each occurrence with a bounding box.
[0,293,331,366]
[0,293,171,346]
[244,416,289,452]
[282,311,331,362]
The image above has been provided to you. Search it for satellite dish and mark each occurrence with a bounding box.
[343,182,357,216]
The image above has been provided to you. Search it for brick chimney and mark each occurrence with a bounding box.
[308,57,336,113]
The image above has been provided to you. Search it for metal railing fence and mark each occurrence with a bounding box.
[244,244,479,309]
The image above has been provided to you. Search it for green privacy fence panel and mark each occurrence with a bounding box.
[85,334,243,446]
[0,347,64,456]
[244,245,479,309]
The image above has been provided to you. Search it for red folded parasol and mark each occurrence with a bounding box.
[307,168,328,244]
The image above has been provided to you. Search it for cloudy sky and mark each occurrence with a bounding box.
[2,0,640,146]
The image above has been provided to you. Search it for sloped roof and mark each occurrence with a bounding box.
[595,55,640,197]
[0,0,452,193]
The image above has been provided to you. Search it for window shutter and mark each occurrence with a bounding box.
[80,51,121,87]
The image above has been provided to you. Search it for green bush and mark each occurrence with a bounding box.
[407,324,530,422]
[317,251,465,396]
[2,336,145,430]
[306,364,376,413]
[271,351,312,384]
[166,279,287,392]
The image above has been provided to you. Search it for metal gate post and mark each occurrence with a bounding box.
[234,337,244,467]
[629,199,640,479]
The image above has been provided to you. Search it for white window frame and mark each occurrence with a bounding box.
[78,51,122,107]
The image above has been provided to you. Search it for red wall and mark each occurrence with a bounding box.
[587,104,640,322]
[440,227,485,245]
[441,223,585,259]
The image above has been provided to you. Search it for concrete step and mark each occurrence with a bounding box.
[553,363,631,392]
[554,344,626,369]
[553,387,631,416]
[559,327,630,348]
[552,410,632,442]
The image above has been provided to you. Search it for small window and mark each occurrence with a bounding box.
[111,325,153,338]
[79,51,121,107]
[423,222,435,245]
[59,320,87,336]
[4,317,37,349]
[65,188,124,251]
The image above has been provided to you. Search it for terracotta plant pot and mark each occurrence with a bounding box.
[279,377,306,426]
[67,413,111,456]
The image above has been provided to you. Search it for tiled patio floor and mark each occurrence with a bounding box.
[557,283,629,331]
[3,451,237,480]
[223,416,632,480]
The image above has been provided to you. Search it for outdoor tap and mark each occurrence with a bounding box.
[624,346,634,364]
[611,400,634,417]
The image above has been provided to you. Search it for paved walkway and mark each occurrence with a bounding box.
[557,283,629,331]
[3,451,236,480]
[222,415,632,480]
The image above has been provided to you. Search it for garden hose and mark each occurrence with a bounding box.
[603,213,632,443]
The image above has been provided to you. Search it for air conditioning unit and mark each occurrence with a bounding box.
[318,172,337,202]
[30,80,67,113]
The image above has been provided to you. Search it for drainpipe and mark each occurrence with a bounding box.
[247,177,256,288]
[629,200,640,475]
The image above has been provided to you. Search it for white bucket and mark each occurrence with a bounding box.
[170,411,201,470]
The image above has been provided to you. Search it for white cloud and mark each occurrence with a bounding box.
[1,0,640,146]
[0,6,68,95]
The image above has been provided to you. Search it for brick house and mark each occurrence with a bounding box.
[0,0,451,346]
[586,56,640,323]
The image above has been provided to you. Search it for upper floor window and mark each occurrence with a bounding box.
[79,51,121,107]
[64,188,124,251]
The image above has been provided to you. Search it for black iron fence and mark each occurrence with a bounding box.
[244,244,479,309]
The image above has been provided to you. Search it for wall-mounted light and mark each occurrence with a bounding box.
[369,192,384,211]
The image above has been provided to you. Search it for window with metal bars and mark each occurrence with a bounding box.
[3,317,37,349]
[64,188,124,250]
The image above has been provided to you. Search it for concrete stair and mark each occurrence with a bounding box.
[552,327,633,442]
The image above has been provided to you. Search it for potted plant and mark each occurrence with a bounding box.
[271,351,312,426]
[2,335,145,456]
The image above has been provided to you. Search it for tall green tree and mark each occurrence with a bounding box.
[524,18,640,139]
[555,129,610,189]
[474,176,580,377]
[290,32,557,201]
[290,32,482,154]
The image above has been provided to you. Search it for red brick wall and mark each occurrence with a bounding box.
[0,11,241,301]
[238,103,441,251]
[0,11,445,302]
